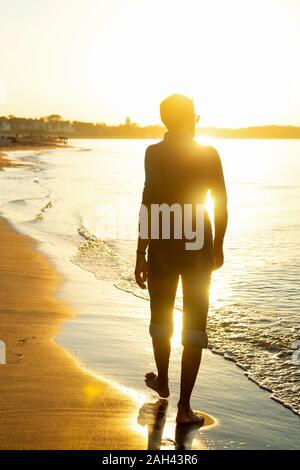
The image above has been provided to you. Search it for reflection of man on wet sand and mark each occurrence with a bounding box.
[138,399,214,450]
[138,400,169,450]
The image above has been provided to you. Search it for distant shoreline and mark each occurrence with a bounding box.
[68,134,300,140]
[2,115,300,140]
[2,135,300,144]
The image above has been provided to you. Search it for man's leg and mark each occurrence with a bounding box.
[177,269,211,423]
[145,337,171,398]
[177,346,203,419]
[146,267,179,398]
[152,336,171,388]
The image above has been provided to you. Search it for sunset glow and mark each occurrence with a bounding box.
[1,0,300,126]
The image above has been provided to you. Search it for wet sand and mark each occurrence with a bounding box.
[0,150,145,450]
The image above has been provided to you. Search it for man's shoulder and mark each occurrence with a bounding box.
[145,141,164,158]
[192,142,219,166]
[146,140,164,151]
[194,142,219,158]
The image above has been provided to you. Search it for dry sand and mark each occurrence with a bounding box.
[0,150,145,450]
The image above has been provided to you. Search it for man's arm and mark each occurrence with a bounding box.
[135,147,152,288]
[210,148,228,270]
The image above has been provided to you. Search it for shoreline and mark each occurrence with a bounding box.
[0,144,69,170]
[0,215,145,449]
[0,151,145,450]
[66,136,300,140]
[57,271,300,450]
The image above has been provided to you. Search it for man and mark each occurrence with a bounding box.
[135,94,227,424]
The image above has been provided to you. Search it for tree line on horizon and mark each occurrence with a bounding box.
[1,114,300,139]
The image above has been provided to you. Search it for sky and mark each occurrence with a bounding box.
[0,0,300,127]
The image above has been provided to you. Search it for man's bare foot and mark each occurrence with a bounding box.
[176,406,204,425]
[145,372,170,398]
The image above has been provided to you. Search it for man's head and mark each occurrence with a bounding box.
[160,94,198,136]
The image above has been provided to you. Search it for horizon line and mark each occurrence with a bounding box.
[1,114,300,130]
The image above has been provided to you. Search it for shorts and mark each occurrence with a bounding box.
[147,237,213,349]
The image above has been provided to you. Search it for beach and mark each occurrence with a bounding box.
[0,141,300,450]
[0,151,145,450]
[2,0,300,457]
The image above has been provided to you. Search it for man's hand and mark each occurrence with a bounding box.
[213,245,224,271]
[135,253,148,289]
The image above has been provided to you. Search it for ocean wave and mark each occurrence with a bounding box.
[208,304,300,416]
[73,225,147,298]
[32,200,54,222]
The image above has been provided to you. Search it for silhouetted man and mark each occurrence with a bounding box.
[135,94,227,424]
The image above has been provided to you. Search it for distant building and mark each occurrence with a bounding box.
[3,117,75,135]
[0,118,11,132]
[47,122,75,134]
